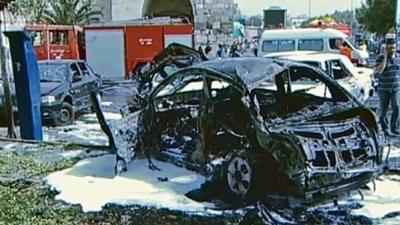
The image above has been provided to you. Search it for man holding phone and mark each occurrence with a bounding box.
[375,38,400,136]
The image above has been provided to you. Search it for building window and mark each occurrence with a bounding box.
[50,30,69,45]
[30,31,44,46]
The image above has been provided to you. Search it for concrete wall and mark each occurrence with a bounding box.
[112,0,144,21]
[92,0,112,22]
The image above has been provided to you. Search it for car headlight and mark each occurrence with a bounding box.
[41,95,56,104]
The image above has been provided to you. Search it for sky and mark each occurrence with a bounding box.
[234,0,364,17]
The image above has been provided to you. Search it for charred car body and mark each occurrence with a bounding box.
[100,57,386,205]
[127,43,207,112]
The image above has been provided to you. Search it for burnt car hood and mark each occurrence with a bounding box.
[128,43,207,112]
[134,43,207,82]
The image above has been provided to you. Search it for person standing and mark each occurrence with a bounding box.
[340,42,353,61]
[375,38,400,136]
[216,44,223,58]
[359,40,368,52]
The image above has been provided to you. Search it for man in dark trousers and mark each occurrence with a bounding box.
[375,38,400,136]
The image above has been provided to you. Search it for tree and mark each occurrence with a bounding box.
[357,0,395,35]
[330,10,354,25]
[8,0,49,23]
[42,0,102,25]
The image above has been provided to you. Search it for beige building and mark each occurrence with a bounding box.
[91,0,240,32]
[92,0,113,22]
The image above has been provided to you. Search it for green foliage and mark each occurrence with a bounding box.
[8,0,49,23]
[0,143,233,224]
[42,0,102,25]
[330,10,354,25]
[0,152,73,177]
[0,185,87,225]
[357,0,395,34]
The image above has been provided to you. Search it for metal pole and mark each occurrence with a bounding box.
[309,0,311,19]
[0,10,16,138]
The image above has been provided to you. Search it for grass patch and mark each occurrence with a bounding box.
[0,143,233,225]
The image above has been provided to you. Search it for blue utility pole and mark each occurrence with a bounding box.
[4,31,43,140]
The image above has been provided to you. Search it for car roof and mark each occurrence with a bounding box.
[193,57,310,90]
[281,53,346,62]
[260,28,347,40]
[264,51,318,58]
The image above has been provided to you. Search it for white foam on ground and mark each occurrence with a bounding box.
[353,175,400,219]
[43,122,109,146]
[81,112,123,123]
[46,155,219,214]
[101,101,114,107]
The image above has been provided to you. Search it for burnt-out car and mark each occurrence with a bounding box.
[127,43,207,112]
[103,57,386,205]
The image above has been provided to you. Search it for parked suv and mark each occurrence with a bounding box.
[0,60,101,126]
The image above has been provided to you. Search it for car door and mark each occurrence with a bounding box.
[281,66,378,190]
[69,62,86,110]
[77,61,102,110]
[77,61,99,94]
[328,59,361,100]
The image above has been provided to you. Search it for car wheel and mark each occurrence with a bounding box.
[226,153,252,197]
[223,150,268,202]
[54,102,75,126]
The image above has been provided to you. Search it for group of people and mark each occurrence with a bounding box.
[198,39,259,60]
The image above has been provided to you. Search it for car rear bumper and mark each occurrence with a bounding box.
[41,104,63,120]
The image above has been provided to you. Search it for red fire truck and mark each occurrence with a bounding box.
[309,21,352,38]
[84,17,193,80]
[26,17,194,80]
[26,24,85,60]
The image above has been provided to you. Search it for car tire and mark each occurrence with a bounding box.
[54,102,75,126]
[222,150,269,203]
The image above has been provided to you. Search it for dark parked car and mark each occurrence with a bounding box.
[97,57,386,206]
[0,60,101,126]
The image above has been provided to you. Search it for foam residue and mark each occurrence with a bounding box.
[46,155,219,214]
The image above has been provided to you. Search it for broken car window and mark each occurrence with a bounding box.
[155,74,203,98]
[289,66,332,99]
[330,59,351,80]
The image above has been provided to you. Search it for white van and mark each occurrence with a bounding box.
[258,28,369,65]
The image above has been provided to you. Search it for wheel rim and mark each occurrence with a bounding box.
[60,107,71,123]
[227,157,252,196]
